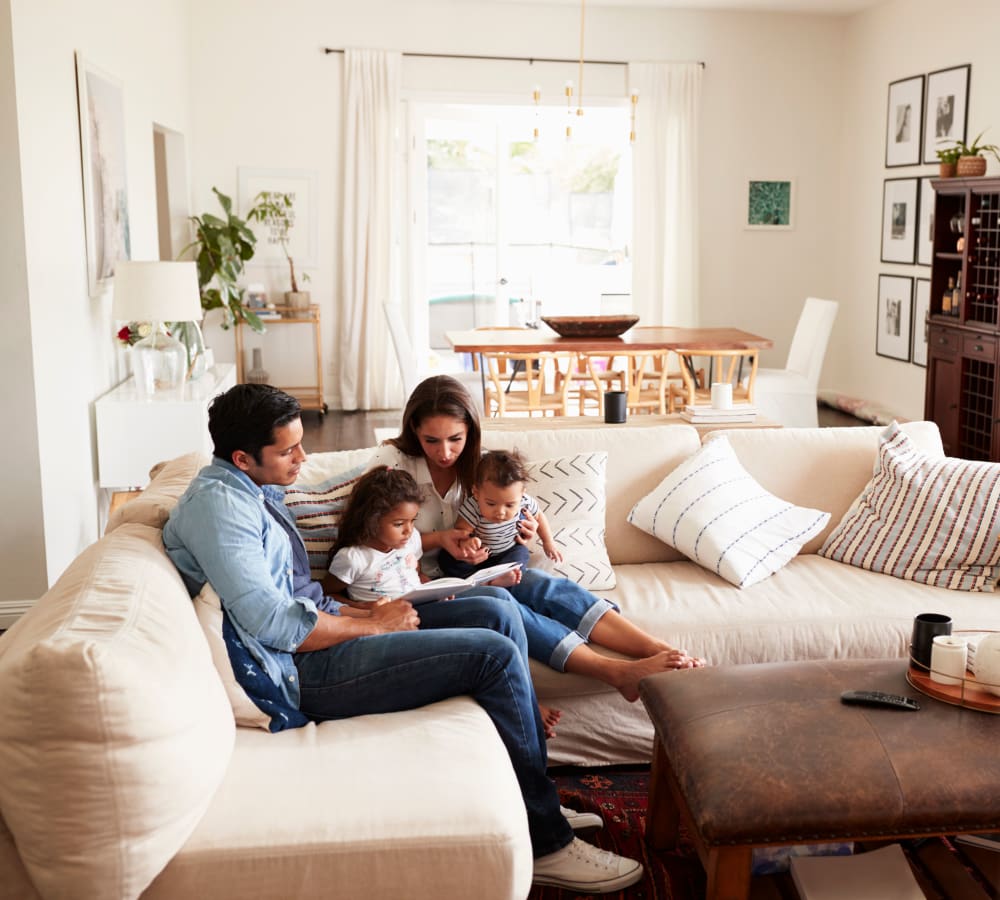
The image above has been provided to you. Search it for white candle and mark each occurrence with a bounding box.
[930,635,968,686]
[711,382,733,410]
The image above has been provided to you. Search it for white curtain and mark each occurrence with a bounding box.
[629,62,702,327]
[337,49,402,410]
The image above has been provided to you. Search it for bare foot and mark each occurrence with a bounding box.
[539,703,562,739]
[612,651,704,702]
[487,568,523,589]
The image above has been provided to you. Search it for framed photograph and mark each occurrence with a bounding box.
[922,64,970,164]
[881,177,919,264]
[745,178,795,230]
[238,167,319,269]
[876,274,913,362]
[75,53,131,296]
[917,177,935,266]
[912,278,930,367]
[885,75,924,167]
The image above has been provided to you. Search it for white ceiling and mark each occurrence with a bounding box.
[493,0,884,14]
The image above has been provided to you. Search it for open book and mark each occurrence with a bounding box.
[401,562,522,605]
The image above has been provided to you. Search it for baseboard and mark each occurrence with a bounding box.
[0,598,35,630]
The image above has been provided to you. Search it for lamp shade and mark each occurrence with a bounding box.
[112,261,202,322]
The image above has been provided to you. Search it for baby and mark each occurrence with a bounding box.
[439,449,563,579]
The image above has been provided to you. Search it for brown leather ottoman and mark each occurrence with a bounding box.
[639,658,1000,900]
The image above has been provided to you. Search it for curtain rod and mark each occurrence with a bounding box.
[322,47,704,68]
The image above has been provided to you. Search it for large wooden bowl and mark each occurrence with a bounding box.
[541,315,639,338]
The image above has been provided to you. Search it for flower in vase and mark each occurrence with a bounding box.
[116,322,155,346]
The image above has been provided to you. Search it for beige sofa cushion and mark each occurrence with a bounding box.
[105,451,210,533]
[144,698,532,900]
[709,422,944,554]
[0,524,234,900]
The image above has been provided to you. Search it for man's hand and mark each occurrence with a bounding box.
[370,599,419,633]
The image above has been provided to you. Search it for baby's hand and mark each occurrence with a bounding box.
[487,568,523,589]
[459,535,483,553]
[543,543,563,563]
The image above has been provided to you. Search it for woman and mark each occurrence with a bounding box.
[368,375,704,703]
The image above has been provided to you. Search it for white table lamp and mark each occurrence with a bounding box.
[113,261,202,394]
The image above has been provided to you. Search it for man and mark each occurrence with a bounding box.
[163,383,642,893]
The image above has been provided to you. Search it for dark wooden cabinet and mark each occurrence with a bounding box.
[924,176,1000,460]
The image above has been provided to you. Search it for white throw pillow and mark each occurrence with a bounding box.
[627,437,830,588]
[819,421,1000,590]
[525,451,615,590]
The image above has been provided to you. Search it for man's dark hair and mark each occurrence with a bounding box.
[208,384,301,464]
[475,449,531,488]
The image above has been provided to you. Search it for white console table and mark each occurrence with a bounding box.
[95,364,237,489]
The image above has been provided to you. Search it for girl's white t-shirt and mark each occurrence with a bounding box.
[367,445,464,575]
[328,530,423,602]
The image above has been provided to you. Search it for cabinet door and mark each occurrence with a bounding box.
[926,343,961,455]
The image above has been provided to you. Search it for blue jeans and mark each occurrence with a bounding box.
[506,569,618,671]
[293,594,574,858]
[439,542,531,578]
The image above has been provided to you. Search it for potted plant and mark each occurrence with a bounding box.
[181,187,264,332]
[935,145,962,178]
[938,130,1000,178]
[248,191,311,318]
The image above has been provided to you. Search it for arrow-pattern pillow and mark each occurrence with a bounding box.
[525,451,615,590]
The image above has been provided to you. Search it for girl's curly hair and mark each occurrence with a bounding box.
[330,467,424,561]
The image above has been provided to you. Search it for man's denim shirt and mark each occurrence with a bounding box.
[163,459,341,709]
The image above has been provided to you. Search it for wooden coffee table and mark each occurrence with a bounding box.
[639,659,1000,900]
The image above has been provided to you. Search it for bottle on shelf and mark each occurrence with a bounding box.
[942,277,954,315]
[952,272,962,317]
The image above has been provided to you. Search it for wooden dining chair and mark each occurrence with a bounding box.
[558,352,627,415]
[482,351,575,417]
[668,348,759,412]
[578,349,674,415]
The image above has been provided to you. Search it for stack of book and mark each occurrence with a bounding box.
[255,308,283,320]
[679,404,757,424]
[789,843,923,899]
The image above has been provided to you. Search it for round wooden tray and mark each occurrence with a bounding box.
[907,632,1000,713]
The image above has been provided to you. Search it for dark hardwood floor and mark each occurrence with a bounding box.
[300,408,404,452]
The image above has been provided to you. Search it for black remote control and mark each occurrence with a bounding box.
[840,690,920,711]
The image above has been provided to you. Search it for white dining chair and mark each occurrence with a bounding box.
[749,297,839,428]
[383,301,484,412]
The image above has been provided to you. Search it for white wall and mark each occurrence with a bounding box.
[189,0,845,409]
[835,0,1000,420]
[3,0,192,601]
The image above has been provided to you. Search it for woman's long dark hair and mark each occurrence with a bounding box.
[387,375,482,495]
[331,467,423,559]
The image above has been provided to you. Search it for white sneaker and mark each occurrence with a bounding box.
[533,837,643,893]
[560,804,604,830]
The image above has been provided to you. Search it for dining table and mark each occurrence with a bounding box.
[446,325,774,402]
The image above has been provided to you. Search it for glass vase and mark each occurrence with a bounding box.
[168,320,208,381]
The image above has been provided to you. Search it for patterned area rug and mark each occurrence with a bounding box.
[529,765,705,900]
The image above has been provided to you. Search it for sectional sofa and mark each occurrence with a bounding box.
[1,419,996,900]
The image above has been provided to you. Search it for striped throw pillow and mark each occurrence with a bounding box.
[627,436,830,588]
[284,463,368,580]
[819,422,1000,591]
[526,452,615,590]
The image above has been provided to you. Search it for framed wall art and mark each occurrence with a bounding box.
[885,74,924,167]
[881,177,919,264]
[876,274,913,363]
[75,52,131,296]
[238,167,319,269]
[922,64,970,164]
[745,178,795,230]
[912,278,930,367]
[917,177,935,266]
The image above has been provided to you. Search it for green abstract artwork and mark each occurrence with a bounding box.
[747,180,793,228]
